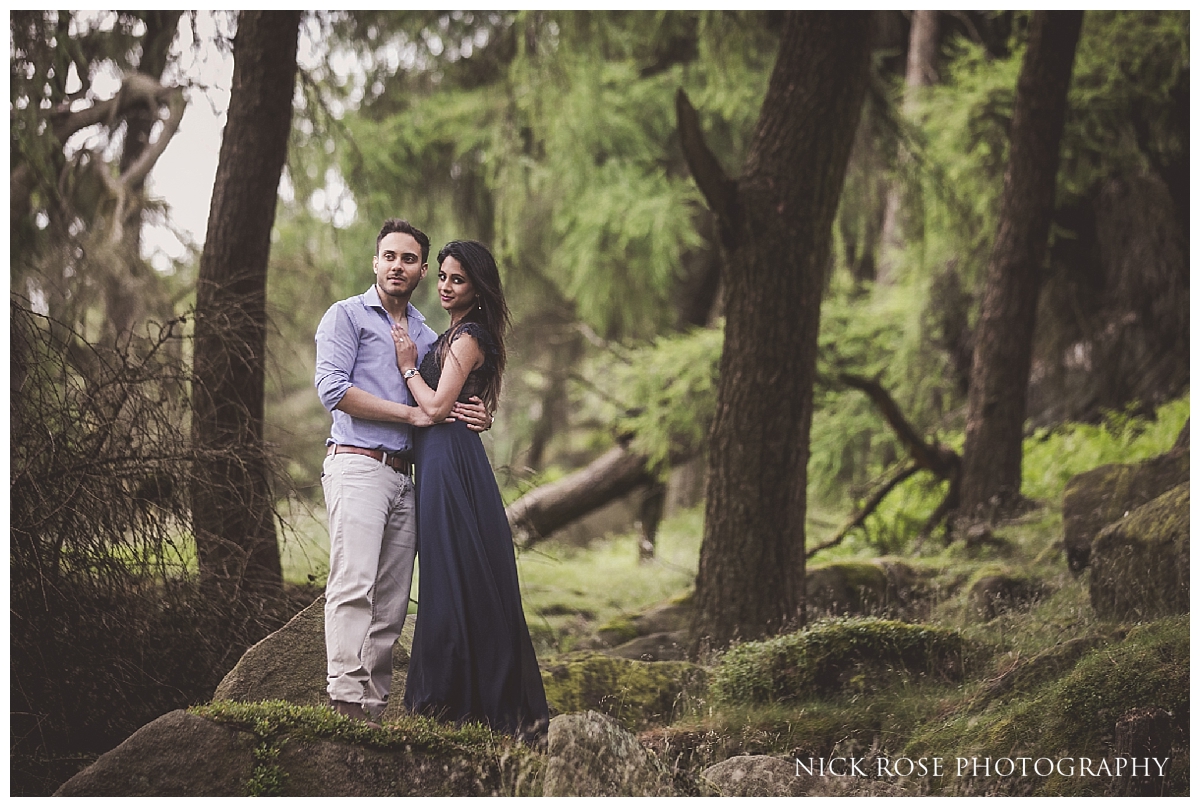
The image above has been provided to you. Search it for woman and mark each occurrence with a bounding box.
[391,240,549,742]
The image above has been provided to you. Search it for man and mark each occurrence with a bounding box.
[314,218,491,727]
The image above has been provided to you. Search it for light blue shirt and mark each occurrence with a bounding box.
[315,285,439,453]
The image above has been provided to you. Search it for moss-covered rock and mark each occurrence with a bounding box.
[540,652,705,731]
[1061,448,1188,572]
[212,596,415,723]
[710,617,966,705]
[806,559,934,620]
[904,616,1188,796]
[596,616,640,646]
[54,701,544,797]
[205,700,541,796]
[1089,484,1189,620]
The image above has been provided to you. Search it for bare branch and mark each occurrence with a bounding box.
[806,461,921,559]
[675,88,739,243]
[838,372,960,478]
[118,87,186,190]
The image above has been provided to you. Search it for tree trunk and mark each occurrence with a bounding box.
[958,11,1083,518]
[191,11,300,596]
[683,12,873,653]
[106,11,184,344]
[637,481,667,562]
[878,9,940,284]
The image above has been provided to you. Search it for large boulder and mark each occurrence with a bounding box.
[55,702,542,797]
[542,711,678,796]
[540,652,705,730]
[1089,484,1189,620]
[271,736,529,796]
[54,710,258,796]
[213,596,415,722]
[1062,444,1188,572]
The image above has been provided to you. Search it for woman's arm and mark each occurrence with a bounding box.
[393,325,483,421]
[335,386,441,428]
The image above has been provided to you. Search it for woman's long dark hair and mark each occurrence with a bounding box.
[436,240,510,411]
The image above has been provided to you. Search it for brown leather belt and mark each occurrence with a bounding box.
[327,444,412,474]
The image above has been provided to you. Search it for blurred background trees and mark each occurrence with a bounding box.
[10,9,1189,795]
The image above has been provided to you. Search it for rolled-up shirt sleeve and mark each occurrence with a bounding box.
[315,304,356,412]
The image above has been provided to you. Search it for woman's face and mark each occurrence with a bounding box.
[437,256,478,318]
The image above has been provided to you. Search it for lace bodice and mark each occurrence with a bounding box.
[418,321,497,403]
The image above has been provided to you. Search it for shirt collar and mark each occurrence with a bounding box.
[363,284,426,324]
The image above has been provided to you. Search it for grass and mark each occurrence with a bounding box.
[516,506,703,654]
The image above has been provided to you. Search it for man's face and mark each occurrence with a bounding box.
[373,232,427,300]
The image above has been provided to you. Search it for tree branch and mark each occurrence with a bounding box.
[675,88,738,243]
[838,372,960,478]
[806,461,921,558]
[118,86,186,190]
[13,75,185,228]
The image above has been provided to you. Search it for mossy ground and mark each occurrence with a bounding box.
[540,652,705,730]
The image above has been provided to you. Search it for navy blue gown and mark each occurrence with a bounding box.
[403,323,549,740]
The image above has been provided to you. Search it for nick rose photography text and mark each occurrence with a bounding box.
[796,756,1170,778]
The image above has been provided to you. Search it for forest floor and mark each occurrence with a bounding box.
[269,393,1188,796]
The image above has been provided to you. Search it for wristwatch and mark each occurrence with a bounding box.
[402,368,419,380]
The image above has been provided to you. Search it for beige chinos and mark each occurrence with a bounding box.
[321,452,416,716]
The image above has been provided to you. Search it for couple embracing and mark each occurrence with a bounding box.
[314,218,548,742]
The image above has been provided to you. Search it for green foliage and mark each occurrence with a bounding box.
[811,277,958,506]
[247,743,287,797]
[1060,10,1189,196]
[600,326,723,473]
[1022,392,1189,502]
[710,618,966,705]
[903,35,1023,288]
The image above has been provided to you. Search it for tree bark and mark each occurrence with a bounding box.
[958,11,1083,518]
[191,11,300,596]
[685,12,873,653]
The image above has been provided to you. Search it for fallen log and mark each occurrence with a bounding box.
[506,438,659,548]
